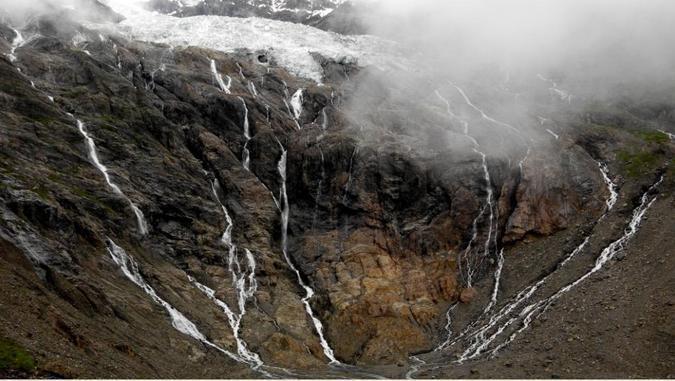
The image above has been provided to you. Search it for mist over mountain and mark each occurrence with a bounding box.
[0,0,673,378]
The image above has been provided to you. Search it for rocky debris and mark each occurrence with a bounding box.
[460,288,478,304]
[503,145,608,242]
[0,7,673,378]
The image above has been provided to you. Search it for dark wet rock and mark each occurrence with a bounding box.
[0,9,673,378]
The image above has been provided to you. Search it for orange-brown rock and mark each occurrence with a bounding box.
[460,287,478,303]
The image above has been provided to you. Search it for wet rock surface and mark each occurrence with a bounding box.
[0,7,673,378]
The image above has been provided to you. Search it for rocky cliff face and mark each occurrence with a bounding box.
[0,3,673,378]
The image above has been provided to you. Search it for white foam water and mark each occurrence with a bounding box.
[290,89,303,120]
[276,144,340,365]
[488,176,662,358]
[210,59,232,94]
[106,239,239,360]
[598,162,619,213]
[8,28,25,63]
[457,175,658,361]
[238,97,252,170]
[434,89,496,288]
[76,119,148,235]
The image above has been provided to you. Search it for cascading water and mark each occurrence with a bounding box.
[487,175,663,358]
[276,143,340,365]
[434,90,496,288]
[442,166,647,363]
[451,82,531,177]
[484,249,504,314]
[249,82,258,98]
[144,64,165,90]
[290,89,303,120]
[537,74,573,104]
[598,162,619,213]
[421,89,505,367]
[198,178,266,366]
[546,129,560,140]
[106,239,239,360]
[210,59,232,94]
[450,163,618,360]
[236,62,246,80]
[9,28,25,65]
[321,108,328,132]
[75,119,148,235]
[658,129,675,141]
[452,84,523,137]
[409,166,650,378]
[237,97,252,170]
[475,150,496,285]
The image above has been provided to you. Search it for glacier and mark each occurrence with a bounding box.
[98,0,408,83]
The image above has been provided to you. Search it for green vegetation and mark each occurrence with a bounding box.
[635,130,669,144]
[0,338,35,372]
[617,150,662,178]
[33,185,51,201]
[64,86,88,98]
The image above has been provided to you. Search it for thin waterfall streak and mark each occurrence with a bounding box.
[76,119,148,235]
[238,97,252,170]
[106,239,239,361]
[460,176,662,361]
[210,59,232,94]
[204,178,271,374]
[277,147,340,365]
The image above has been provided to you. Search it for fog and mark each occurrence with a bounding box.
[2,0,674,155]
[354,0,675,84]
[341,0,675,157]
[0,0,124,25]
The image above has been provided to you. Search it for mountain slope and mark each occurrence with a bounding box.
[0,2,674,378]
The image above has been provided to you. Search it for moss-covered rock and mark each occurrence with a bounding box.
[0,338,35,373]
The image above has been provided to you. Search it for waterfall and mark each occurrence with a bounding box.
[444,159,620,357]
[446,171,653,362]
[487,175,662,358]
[106,239,239,360]
[180,178,278,376]
[237,97,252,170]
[321,108,328,132]
[249,82,258,98]
[598,162,619,213]
[210,59,232,94]
[484,249,504,314]
[434,90,496,288]
[546,129,560,140]
[658,129,675,141]
[290,89,303,120]
[236,62,246,80]
[146,64,166,91]
[276,145,340,365]
[75,119,148,235]
[475,149,495,286]
[537,74,573,104]
[9,28,25,63]
[452,84,523,137]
